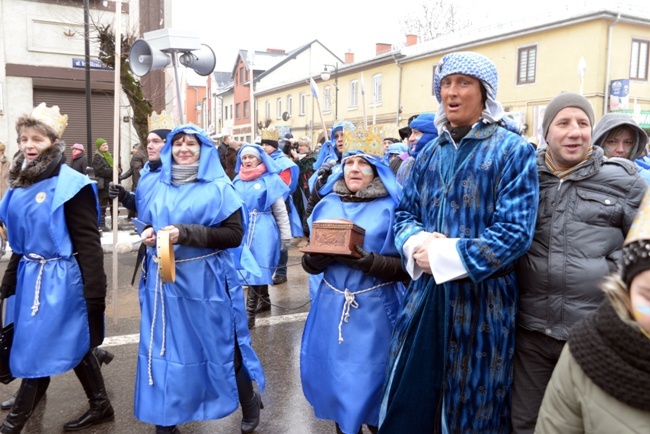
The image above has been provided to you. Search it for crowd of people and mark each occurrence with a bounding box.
[1,50,650,434]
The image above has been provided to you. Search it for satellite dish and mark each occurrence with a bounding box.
[282,112,291,121]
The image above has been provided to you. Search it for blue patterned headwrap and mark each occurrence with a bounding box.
[408,112,438,156]
[433,51,521,134]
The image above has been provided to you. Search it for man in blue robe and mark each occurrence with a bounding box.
[379,51,539,433]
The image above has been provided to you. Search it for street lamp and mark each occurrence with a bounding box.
[321,63,338,120]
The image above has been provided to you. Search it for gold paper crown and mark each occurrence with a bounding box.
[31,103,68,137]
[342,123,383,157]
[260,128,279,142]
[148,110,174,132]
[625,188,650,246]
[380,124,401,140]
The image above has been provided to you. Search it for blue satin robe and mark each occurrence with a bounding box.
[133,159,265,426]
[0,166,95,377]
[233,172,289,286]
[270,150,304,237]
[301,192,404,434]
[380,123,539,433]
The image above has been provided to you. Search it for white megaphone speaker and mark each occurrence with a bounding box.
[128,39,171,77]
[179,44,216,76]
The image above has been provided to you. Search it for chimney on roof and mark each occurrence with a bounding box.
[376,43,392,56]
[266,48,285,54]
[406,34,418,46]
[345,51,354,64]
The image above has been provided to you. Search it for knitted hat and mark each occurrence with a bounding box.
[71,143,85,151]
[542,92,594,140]
[95,138,107,148]
[151,129,171,142]
[240,146,262,160]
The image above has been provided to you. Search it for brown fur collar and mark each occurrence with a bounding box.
[9,141,65,188]
[333,176,388,202]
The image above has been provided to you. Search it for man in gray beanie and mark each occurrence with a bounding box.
[512,92,648,433]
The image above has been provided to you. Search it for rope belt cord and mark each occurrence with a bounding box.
[147,249,221,386]
[322,277,395,344]
[24,253,76,316]
[246,210,271,248]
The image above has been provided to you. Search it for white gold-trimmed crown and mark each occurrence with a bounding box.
[148,110,174,131]
[31,103,68,137]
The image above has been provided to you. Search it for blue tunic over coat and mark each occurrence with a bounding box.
[301,152,405,434]
[0,165,95,378]
[270,149,303,237]
[380,122,539,433]
[133,126,265,426]
[233,144,290,286]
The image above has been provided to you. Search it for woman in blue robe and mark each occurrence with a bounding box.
[133,125,265,434]
[379,51,539,434]
[233,144,291,328]
[300,150,408,434]
[0,105,113,433]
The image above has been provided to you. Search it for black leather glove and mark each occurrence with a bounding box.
[334,245,375,273]
[108,182,128,201]
[85,298,106,348]
[302,253,335,274]
[315,160,337,188]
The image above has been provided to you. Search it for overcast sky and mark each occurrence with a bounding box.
[170,0,650,74]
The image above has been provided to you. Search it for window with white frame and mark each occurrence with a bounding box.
[631,39,649,81]
[349,80,358,108]
[236,103,241,119]
[265,101,271,120]
[276,98,282,119]
[299,92,306,116]
[287,95,293,116]
[372,74,382,105]
[243,101,249,119]
[517,45,537,85]
[324,86,332,112]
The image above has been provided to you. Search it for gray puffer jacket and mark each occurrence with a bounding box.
[515,146,647,340]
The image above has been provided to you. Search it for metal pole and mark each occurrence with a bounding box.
[334,63,338,121]
[111,0,122,324]
[84,0,94,176]
[171,53,185,123]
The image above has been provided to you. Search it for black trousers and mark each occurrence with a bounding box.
[511,326,566,434]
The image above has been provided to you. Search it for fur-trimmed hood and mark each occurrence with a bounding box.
[9,141,65,188]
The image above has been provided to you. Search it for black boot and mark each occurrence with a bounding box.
[0,377,49,434]
[63,351,114,431]
[236,367,263,433]
[0,393,15,411]
[255,285,271,313]
[246,287,259,329]
[93,347,114,367]
[155,426,180,434]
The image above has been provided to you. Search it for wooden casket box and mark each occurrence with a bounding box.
[299,218,366,258]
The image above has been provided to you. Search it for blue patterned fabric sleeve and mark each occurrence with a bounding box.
[457,137,538,282]
[394,149,430,258]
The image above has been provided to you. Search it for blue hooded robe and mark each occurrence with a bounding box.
[270,149,303,237]
[233,144,290,286]
[301,151,405,434]
[133,125,265,426]
[0,165,96,378]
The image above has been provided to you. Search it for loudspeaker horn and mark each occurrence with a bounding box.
[179,44,216,76]
[128,39,171,77]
